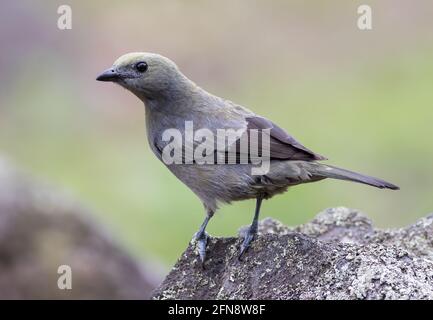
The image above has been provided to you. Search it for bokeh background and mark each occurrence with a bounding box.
[1,0,432,269]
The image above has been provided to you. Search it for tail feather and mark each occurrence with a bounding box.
[311,164,399,190]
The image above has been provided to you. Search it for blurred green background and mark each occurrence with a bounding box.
[0,0,432,267]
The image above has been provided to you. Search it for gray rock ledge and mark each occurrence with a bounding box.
[153,207,433,300]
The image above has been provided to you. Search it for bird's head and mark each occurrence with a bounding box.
[96,52,190,102]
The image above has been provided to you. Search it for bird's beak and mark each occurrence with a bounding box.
[96,68,120,82]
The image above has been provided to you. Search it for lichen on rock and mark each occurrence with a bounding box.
[152,207,433,300]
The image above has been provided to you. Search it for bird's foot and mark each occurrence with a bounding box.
[193,231,209,267]
[238,226,257,260]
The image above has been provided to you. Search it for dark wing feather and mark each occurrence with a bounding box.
[237,116,327,161]
[154,114,326,164]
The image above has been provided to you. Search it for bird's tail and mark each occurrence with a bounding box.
[309,163,399,190]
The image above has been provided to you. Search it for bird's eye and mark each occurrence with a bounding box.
[135,62,148,73]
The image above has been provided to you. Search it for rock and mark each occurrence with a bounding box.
[152,207,433,300]
[0,157,159,299]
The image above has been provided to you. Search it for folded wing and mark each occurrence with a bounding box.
[228,115,327,162]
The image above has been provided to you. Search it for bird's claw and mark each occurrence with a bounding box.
[193,231,209,267]
[238,228,257,260]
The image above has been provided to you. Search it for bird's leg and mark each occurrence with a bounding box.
[239,196,263,259]
[193,210,214,265]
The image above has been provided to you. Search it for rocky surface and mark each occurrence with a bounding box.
[0,158,159,299]
[153,207,433,300]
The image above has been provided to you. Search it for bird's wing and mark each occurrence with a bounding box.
[225,115,327,162]
[152,111,326,163]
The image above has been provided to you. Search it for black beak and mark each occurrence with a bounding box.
[96,68,120,82]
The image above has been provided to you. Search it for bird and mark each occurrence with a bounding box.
[96,52,399,264]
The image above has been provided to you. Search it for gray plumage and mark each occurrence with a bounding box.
[97,52,399,263]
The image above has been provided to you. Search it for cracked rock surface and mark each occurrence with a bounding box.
[153,207,433,300]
